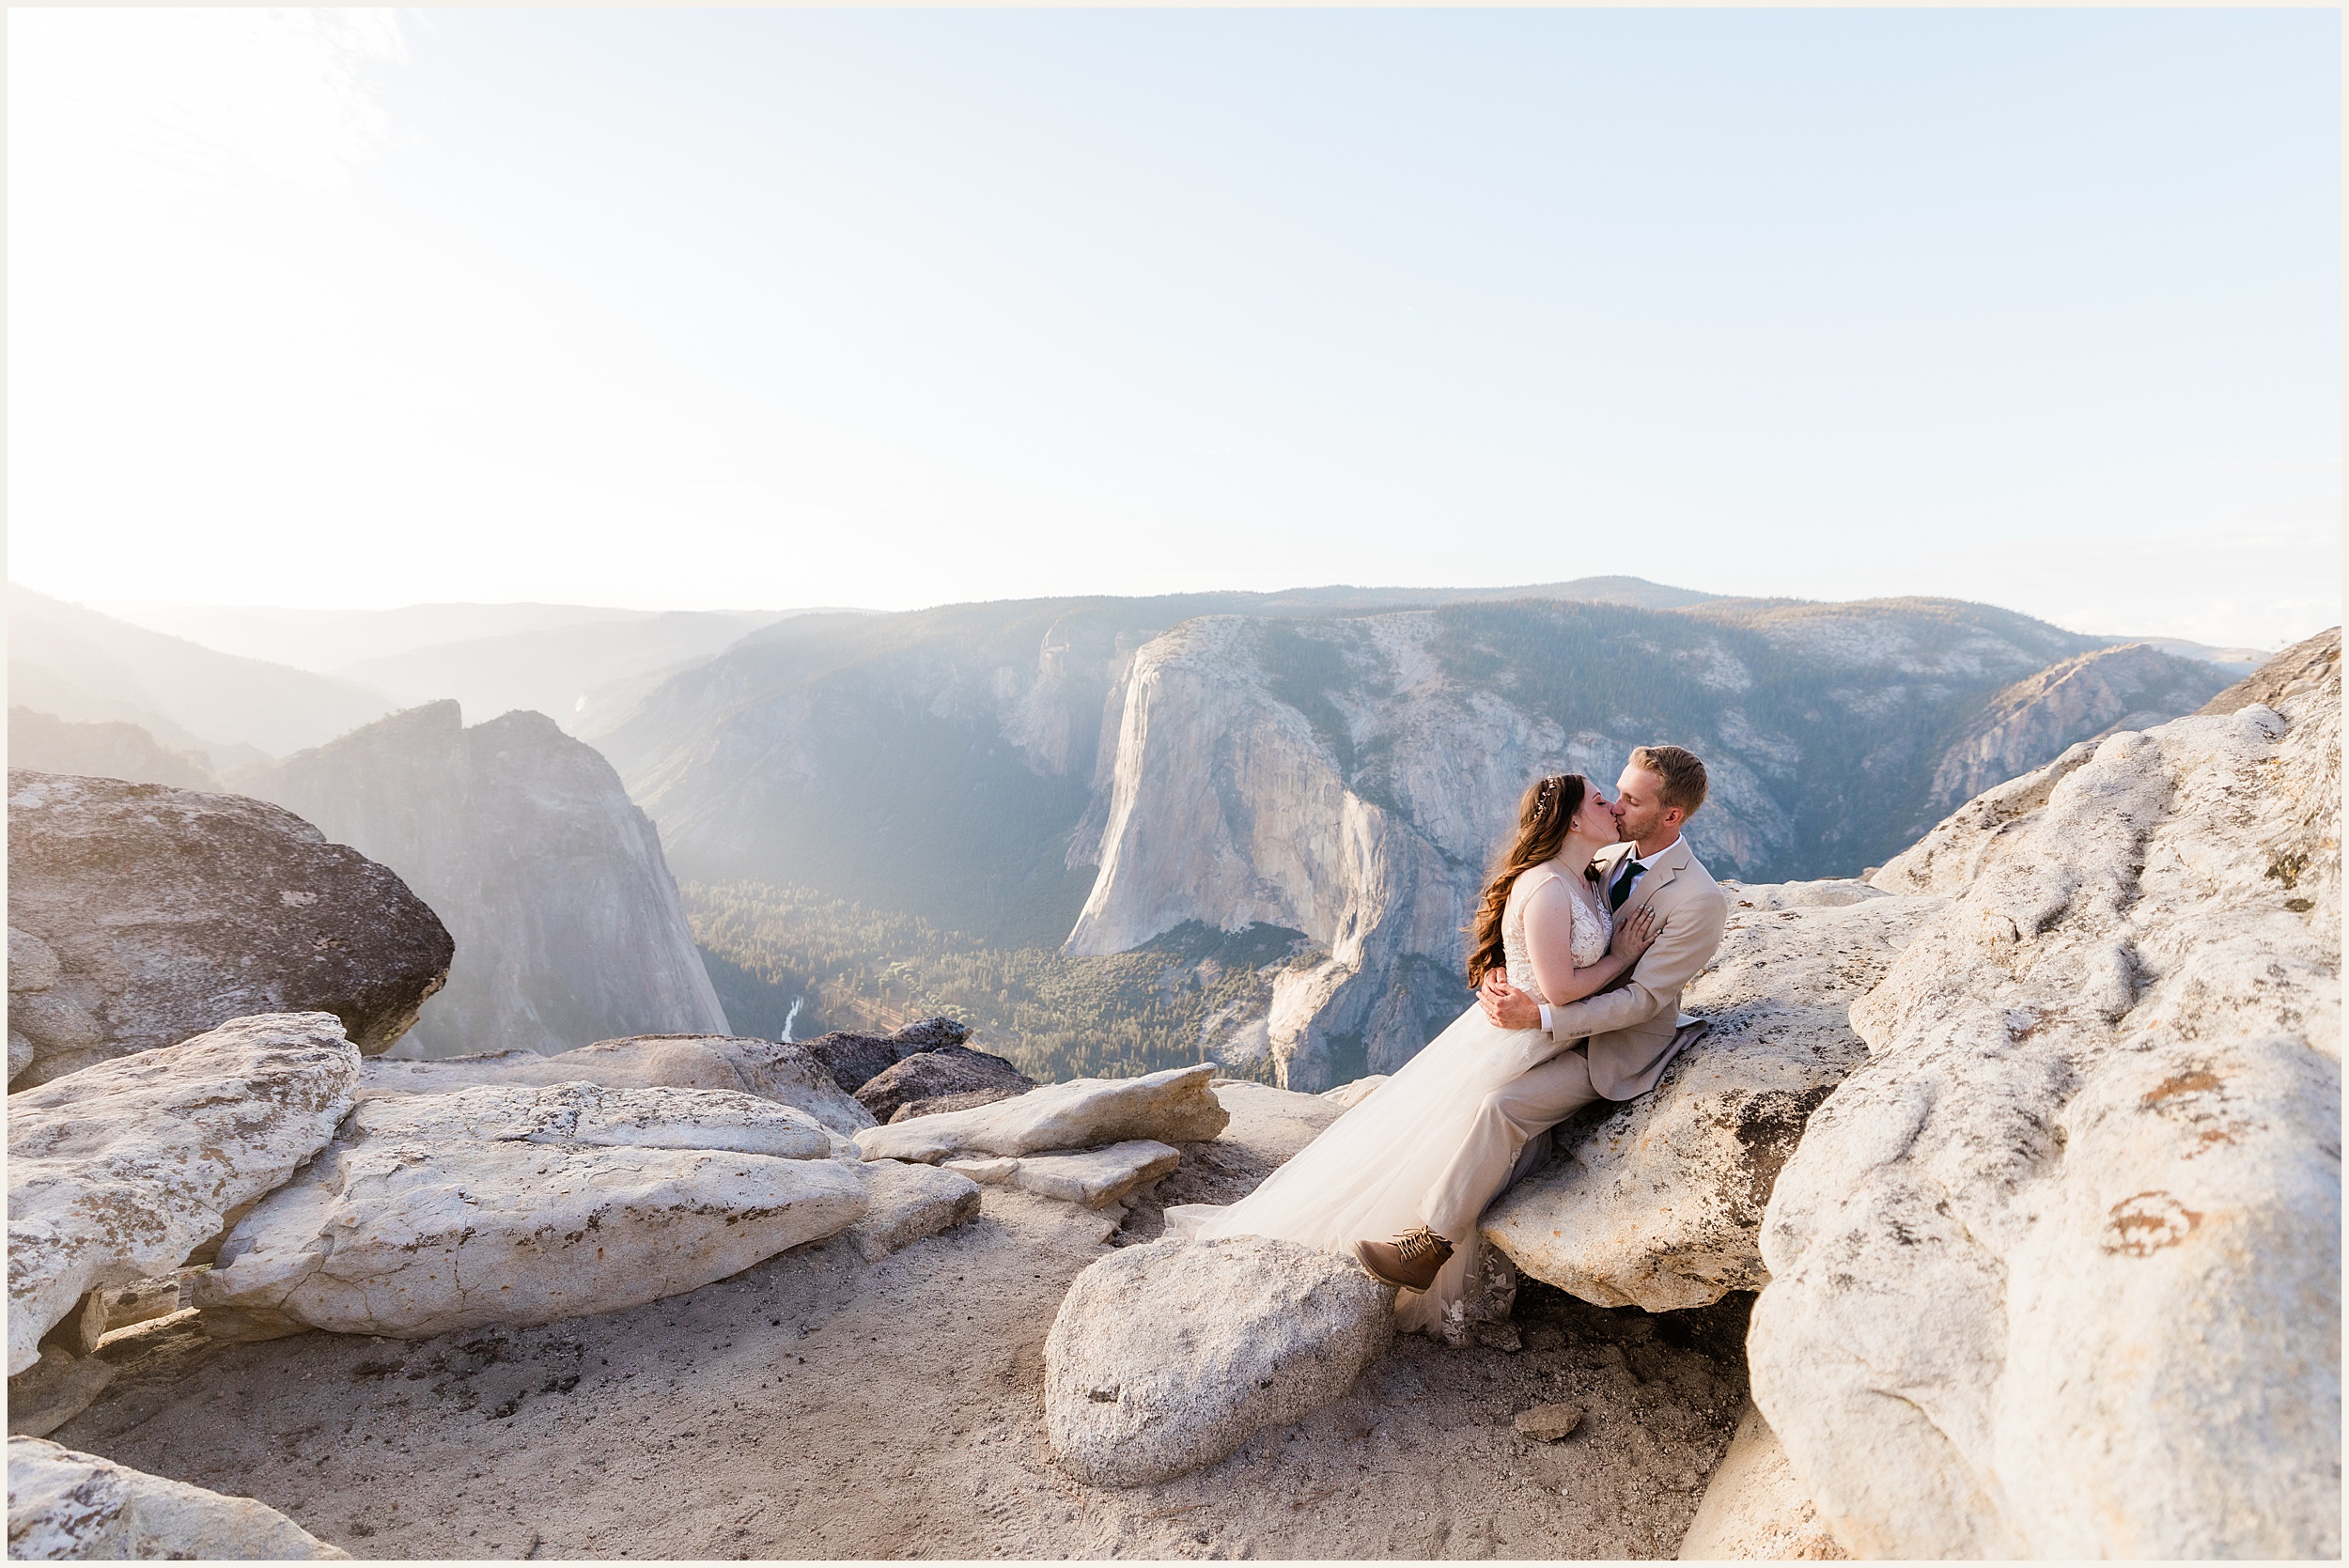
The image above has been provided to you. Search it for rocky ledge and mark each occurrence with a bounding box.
[1750,627,2341,1557]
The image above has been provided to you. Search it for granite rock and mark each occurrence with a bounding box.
[7,1436,347,1559]
[890,1086,1024,1123]
[1045,1234,1393,1486]
[194,1081,867,1341]
[855,1045,1034,1124]
[6,1013,361,1375]
[1676,1401,1846,1560]
[946,1141,1181,1208]
[800,1017,970,1095]
[5,772,450,1085]
[1753,632,2341,1557]
[845,1161,984,1261]
[359,1032,876,1135]
[854,1063,1230,1164]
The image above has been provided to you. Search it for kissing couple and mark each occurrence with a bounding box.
[1169,745,1730,1343]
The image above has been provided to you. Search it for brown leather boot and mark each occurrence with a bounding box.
[1353,1226,1454,1291]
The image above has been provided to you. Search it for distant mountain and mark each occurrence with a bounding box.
[114,601,677,669]
[6,707,222,791]
[7,587,394,764]
[334,612,792,733]
[239,701,729,1060]
[2119,636,2271,674]
[108,599,861,739]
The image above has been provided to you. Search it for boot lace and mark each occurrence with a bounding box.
[1392,1225,1449,1263]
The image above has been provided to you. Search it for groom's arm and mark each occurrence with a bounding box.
[1507,890,1726,1073]
[1546,889,1725,1039]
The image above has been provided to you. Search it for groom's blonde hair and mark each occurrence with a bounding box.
[1630,745,1709,815]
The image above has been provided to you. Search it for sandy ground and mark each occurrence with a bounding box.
[53,1089,1750,1560]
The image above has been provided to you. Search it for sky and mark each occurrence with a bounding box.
[7,8,2341,647]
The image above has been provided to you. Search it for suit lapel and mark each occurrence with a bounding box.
[1624,837,1688,916]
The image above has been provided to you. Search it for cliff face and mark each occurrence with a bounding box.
[1069,602,2223,1089]
[1922,642,2231,822]
[241,702,727,1059]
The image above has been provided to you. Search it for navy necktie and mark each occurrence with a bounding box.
[1609,857,1645,912]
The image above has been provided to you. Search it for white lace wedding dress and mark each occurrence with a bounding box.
[1170,865,1610,1341]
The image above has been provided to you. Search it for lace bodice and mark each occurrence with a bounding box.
[1502,867,1611,1004]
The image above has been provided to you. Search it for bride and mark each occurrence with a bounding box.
[1169,772,1654,1342]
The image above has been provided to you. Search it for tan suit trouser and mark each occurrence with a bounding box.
[1420,1046,1601,1244]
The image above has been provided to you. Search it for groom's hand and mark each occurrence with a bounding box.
[1478,971,1542,1031]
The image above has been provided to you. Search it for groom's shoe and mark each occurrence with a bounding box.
[1353,1227,1454,1292]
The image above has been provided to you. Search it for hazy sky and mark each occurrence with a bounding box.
[8,8,2340,646]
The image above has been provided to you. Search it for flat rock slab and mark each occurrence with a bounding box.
[1753,633,2342,1559]
[194,1081,868,1341]
[1045,1234,1393,1487]
[6,1013,362,1375]
[7,1436,347,1560]
[1485,882,1939,1311]
[856,1063,1230,1164]
[6,771,451,1086]
[847,1161,984,1261]
[948,1141,1181,1208]
[360,1032,877,1135]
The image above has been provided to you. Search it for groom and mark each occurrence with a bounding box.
[1356,744,1731,1291]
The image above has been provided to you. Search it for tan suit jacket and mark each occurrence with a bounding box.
[1507,833,1728,1099]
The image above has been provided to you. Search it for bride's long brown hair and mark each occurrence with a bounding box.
[1464,773,1589,988]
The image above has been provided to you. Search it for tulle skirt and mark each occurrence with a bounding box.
[1169,1000,1546,1340]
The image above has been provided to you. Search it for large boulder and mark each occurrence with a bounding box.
[193,1081,868,1341]
[856,1045,1034,1123]
[1044,1234,1392,1487]
[6,771,451,1086]
[238,702,730,1060]
[6,1014,361,1376]
[7,1436,347,1559]
[854,1063,1231,1164]
[1750,630,2341,1557]
[358,1032,877,1135]
[1484,880,1938,1310]
[800,1017,970,1095]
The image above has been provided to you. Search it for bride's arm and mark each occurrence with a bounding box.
[1521,883,1649,1006]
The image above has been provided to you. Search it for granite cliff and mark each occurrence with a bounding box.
[240,702,727,1059]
